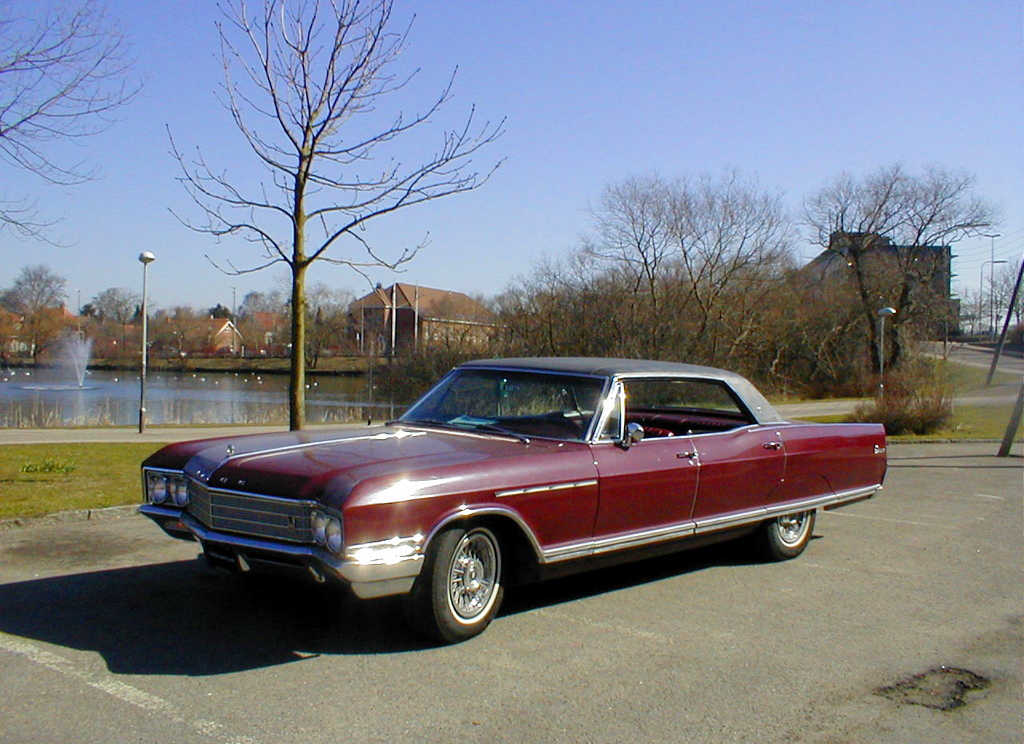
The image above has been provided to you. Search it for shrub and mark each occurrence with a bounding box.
[374,347,483,406]
[21,458,76,474]
[848,361,953,435]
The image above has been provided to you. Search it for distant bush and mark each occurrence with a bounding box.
[21,458,76,474]
[374,347,483,406]
[848,361,953,435]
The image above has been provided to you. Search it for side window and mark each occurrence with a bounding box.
[627,379,744,413]
[622,378,752,437]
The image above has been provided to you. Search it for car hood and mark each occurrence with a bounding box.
[145,425,571,507]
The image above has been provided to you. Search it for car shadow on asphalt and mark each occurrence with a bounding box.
[0,559,428,673]
[500,538,782,617]
[0,539,786,670]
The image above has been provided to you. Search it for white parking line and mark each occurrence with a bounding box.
[532,607,668,642]
[0,631,261,744]
[974,493,1005,500]
[823,512,952,528]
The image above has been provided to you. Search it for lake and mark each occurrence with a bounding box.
[0,368,395,427]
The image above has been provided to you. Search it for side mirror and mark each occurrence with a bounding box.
[621,422,644,449]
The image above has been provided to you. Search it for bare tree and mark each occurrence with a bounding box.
[0,263,70,360]
[172,0,503,429]
[305,283,354,368]
[87,286,139,357]
[0,1,137,236]
[805,164,996,369]
[992,259,1024,328]
[89,286,139,323]
[150,306,210,359]
[569,171,794,365]
[666,171,794,363]
[582,175,675,354]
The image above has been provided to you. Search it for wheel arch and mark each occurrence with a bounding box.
[423,506,544,587]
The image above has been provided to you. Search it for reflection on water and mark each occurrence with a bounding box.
[0,368,389,427]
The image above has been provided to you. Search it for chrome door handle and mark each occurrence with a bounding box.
[676,451,698,459]
[763,441,783,450]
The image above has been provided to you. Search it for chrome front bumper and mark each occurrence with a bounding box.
[139,504,423,599]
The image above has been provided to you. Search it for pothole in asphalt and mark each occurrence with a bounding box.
[877,666,991,711]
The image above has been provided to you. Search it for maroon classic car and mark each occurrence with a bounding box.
[141,358,887,643]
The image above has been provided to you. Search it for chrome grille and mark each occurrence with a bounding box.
[187,482,314,543]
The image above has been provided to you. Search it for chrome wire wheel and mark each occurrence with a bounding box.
[403,524,505,643]
[756,509,816,561]
[447,528,501,624]
[777,512,812,546]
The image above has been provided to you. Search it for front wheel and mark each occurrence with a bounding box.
[403,525,504,644]
[755,510,816,561]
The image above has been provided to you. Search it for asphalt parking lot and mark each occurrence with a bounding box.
[0,442,1020,744]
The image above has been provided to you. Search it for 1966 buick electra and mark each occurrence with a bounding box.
[141,358,887,643]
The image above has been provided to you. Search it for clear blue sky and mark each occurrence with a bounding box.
[3,0,1022,312]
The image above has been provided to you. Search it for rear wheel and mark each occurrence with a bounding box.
[403,525,504,644]
[755,510,815,560]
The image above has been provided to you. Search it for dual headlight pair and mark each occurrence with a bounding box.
[311,509,343,554]
[146,471,189,507]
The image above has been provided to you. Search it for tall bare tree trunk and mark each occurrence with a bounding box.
[289,260,307,431]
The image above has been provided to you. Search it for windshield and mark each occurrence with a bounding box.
[400,368,607,441]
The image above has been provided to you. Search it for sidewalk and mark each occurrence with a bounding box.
[0,423,359,445]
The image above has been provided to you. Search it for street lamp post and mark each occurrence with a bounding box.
[981,233,1002,340]
[138,251,156,433]
[980,259,1007,339]
[877,307,896,397]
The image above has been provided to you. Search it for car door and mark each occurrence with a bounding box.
[590,435,700,545]
[589,380,699,548]
[689,425,786,523]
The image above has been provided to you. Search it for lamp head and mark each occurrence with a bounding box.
[138,251,156,265]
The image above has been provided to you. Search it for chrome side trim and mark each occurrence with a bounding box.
[821,484,881,510]
[536,483,882,564]
[553,520,699,561]
[495,479,598,498]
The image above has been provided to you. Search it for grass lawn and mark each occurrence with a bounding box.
[0,442,169,521]
[945,405,1022,440]
[805,405,1020,441]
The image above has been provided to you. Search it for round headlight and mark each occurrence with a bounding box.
[148,474,168,504]
[326,518,343,553]
[312,511,328,545]
[171,479,189,506]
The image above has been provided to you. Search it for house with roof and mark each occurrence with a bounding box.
[234,311,288,356]
[147,315,244,357]
[349,283,494,354]
[199,317,244,354]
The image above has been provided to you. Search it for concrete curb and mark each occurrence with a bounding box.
[0,504,139,532]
